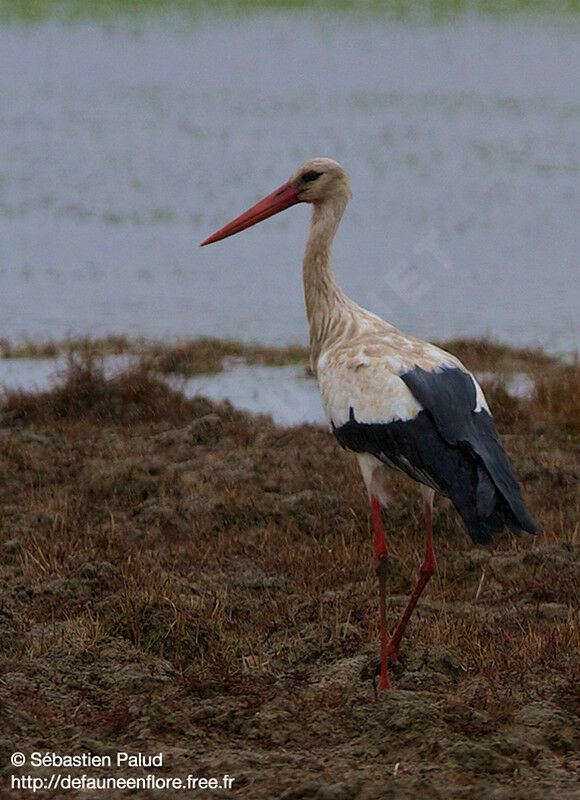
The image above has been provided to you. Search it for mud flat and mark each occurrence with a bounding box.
[0,343,578,799]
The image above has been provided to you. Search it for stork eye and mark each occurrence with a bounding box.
[302,170,323,183]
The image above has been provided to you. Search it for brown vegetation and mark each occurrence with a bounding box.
[0,334,310,376]
[0,343,578,799]
[438,337,556,372]
[146,337,310,377]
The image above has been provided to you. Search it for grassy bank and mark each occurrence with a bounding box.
[0,344,578,797]
[0,331,563,367]
[2,334,578,433]
[0,0,577,23]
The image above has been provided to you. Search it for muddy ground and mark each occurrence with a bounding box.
[0,343,578,799]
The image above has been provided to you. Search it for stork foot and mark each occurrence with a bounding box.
[378,670,393,692]
[364,654,393,693]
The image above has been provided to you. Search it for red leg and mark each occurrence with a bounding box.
[385,502,435,664]
[371,495,392,691]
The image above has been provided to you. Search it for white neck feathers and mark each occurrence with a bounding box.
[302,195,352,368]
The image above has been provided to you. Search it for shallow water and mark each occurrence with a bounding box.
[0,354,133,394]
[1,14,578,352]
[0,355,325,425]
[0,356,535,427]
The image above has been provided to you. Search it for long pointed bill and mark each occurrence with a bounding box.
[200,180,299,246]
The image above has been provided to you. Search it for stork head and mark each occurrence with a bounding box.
[290,158,352,205]
[200,157,351,246]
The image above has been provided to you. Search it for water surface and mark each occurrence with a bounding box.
[1,14,578,352]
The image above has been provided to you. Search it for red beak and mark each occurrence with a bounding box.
[200,180,300,246]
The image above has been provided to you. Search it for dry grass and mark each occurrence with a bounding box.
[438,337,555,373]
[2,348,199,425]
[145,337,310,377]
[0,343,578,799]
[0,338,60,360]
[0,334,133,360]
[530,361,580,436]
[0,334,310,376]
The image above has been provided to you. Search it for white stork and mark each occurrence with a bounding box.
[201,158,539,691]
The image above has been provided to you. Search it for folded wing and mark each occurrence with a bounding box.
[327,358,539,544]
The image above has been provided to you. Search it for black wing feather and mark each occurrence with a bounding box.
[332,366,539,544]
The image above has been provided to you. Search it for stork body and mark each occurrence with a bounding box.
[201,158,539,690]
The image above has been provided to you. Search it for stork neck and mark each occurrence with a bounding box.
[302,197,350,367]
